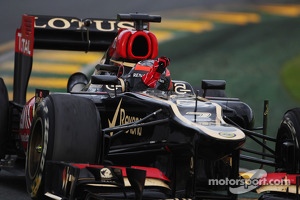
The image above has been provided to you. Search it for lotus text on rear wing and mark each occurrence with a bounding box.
[34,17,135,31]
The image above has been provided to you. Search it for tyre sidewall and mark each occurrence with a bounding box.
[26,97,54,198]
[26,94,101,198]
[275,108,300,173]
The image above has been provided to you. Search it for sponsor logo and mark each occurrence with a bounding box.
[132,73,143,78]
[174,82,192,95]
[176,100,196,106]
[186,112,211,118]
[16,32,32,56]
[108,99,142,136]
[34,16,135,32]
[20,104,32,130]
[219,132,236,138]
[208,169,291,194]
[100,168,113,179]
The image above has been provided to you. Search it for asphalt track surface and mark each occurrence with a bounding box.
[0,0,298,199]
[0,160,29,200]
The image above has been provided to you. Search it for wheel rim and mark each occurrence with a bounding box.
[28,119,43,179]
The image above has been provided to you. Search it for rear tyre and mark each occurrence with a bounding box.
[275,108,300,173]
[25,94,102,199]
[0,78,9,159]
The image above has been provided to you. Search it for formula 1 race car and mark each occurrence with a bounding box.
[0,13,299,200]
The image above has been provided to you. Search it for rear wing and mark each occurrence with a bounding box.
[16,14,137,52]
[13,13,161,104]
[13,14,135,104]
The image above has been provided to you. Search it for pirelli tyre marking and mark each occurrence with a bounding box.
[28,102,49,197]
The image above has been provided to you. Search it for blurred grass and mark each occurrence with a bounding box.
[282,55,300,102]
[159,15,300,170]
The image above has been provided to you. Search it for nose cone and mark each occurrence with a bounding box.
[195,125,245,160]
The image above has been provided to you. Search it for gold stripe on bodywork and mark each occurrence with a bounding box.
[211,100,224,126]
[118,78,125,92]
[145,94,245,140]
[110,59,136,68]
[257,184,297,194]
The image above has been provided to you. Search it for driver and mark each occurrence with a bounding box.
[121,56,172,92]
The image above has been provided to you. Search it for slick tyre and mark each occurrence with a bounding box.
[0,78,9,158]
[25,94,102,199]
[275,108,300,173]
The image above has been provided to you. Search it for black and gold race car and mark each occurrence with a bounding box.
[1,13,299,200]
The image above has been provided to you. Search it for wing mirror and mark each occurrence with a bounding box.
[67,72,88,92]
[201,80,226,98]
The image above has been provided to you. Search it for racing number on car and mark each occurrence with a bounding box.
[174,82,192,95]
